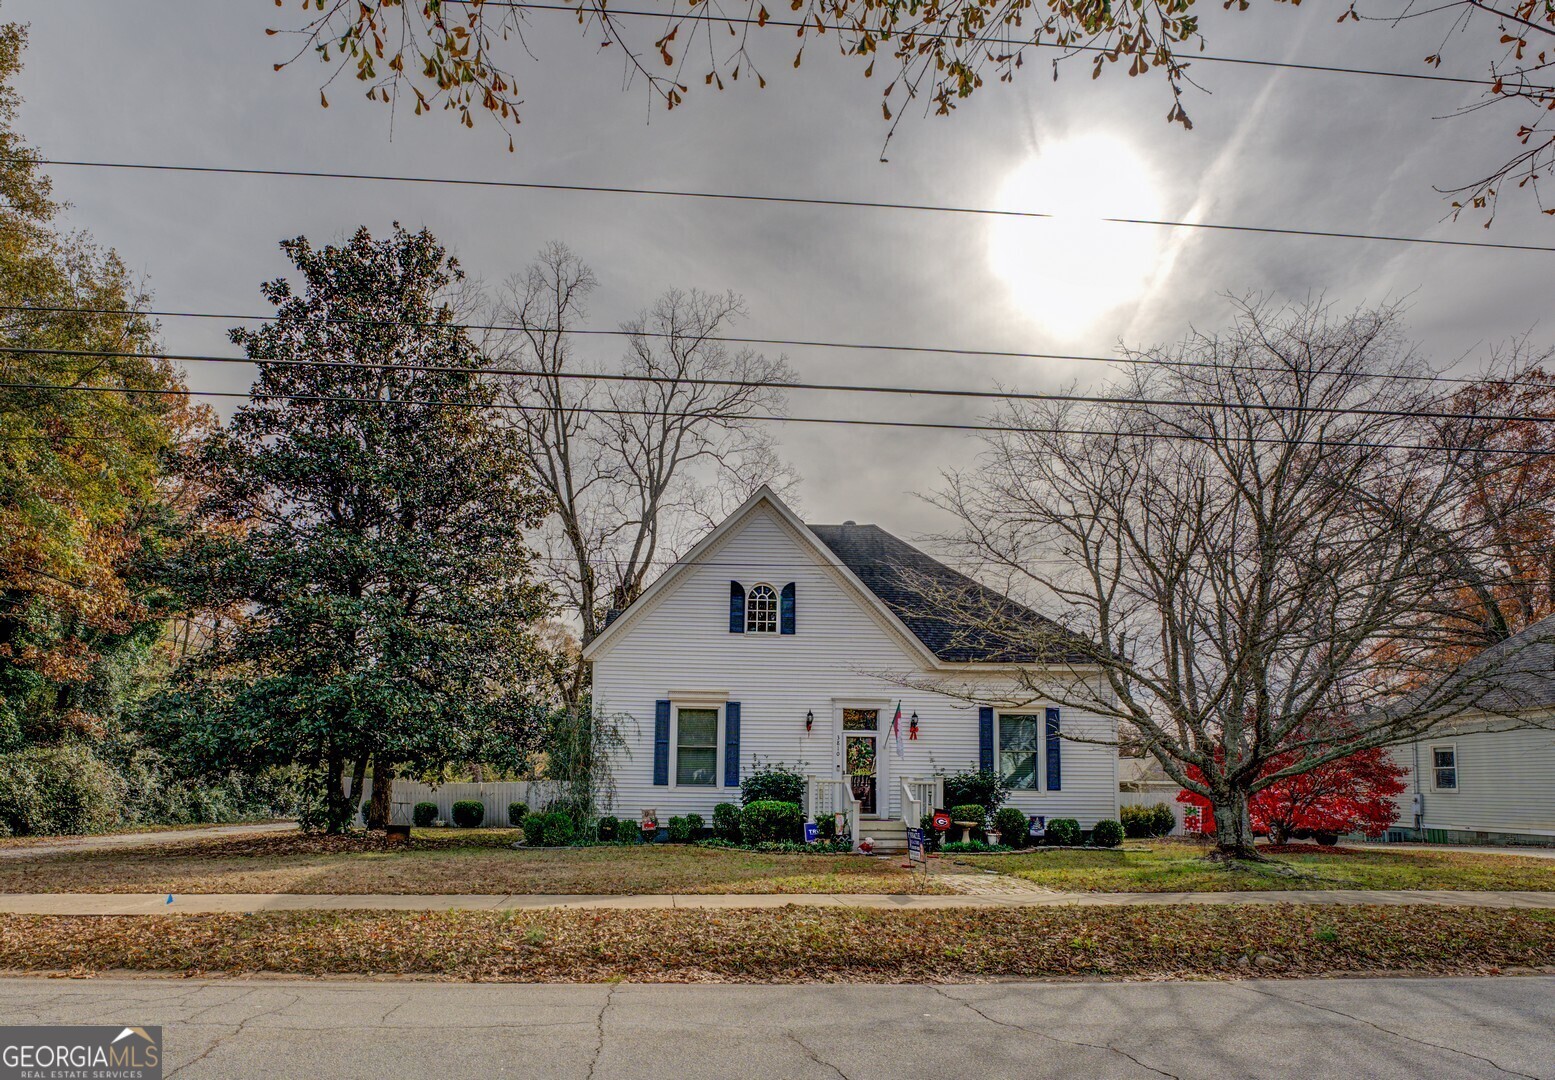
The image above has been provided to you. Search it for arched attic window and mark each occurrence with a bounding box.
[745,583,779,634]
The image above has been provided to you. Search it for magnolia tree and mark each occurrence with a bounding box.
[912,298,1555,860]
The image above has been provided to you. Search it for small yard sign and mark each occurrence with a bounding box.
[1028,815,1046,839]
[906,826,926,863]
[804,821,819,844]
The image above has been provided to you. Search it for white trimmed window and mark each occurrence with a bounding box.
[745,583,778,634]
[1431,745,1458,791]
[675,707,720,787]
[999,714,1040,791]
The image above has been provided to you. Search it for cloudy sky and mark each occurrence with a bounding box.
[13,0,1552,541]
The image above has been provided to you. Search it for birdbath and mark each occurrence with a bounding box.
[953,819,981,844]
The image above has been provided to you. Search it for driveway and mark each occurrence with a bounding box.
[0,822,295,860]
[0,974,1548,1079]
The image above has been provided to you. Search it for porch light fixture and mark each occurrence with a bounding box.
[909,712,919,740]
[805,710,814,733]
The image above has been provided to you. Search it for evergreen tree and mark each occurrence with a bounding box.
[157,226,553,832]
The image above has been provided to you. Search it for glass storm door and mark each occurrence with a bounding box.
[842,708,879,816]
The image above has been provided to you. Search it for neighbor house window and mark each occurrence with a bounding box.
[676,707,719,786]
[999,714,1040,790]
[745,583,778,633]
[1431,745,1457,791]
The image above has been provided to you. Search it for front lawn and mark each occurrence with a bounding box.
[952,840,1555,892]
[3,905,1551,981]
[0,829,949,895]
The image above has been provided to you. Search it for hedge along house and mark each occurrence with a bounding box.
[581,487,1119,850]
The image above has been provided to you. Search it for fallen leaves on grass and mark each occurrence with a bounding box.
[2,906,1551,983]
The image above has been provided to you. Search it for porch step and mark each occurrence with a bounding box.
[857,819,910,853]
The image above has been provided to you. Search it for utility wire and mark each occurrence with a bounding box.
[23,158,1555,254]
[5,379,1551,457]
[11,343,1555,427]
[5,302,1543,391]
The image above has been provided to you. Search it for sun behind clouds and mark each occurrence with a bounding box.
[986,133,1166,340]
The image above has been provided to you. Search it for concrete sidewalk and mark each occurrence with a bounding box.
[4,888,1555,914]
[0,821,295,860]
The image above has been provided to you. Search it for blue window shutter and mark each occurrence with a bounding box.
[729,581,745,633]
[978,707,995,773]
[780,582,796,635]
[1046,707,1062,791]
[653,700,671,786]
[724,702,741,788]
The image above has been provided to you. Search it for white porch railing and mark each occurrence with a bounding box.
[805,775,862,852]
[900,775,944,831]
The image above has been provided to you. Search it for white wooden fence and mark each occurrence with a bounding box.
[353,778,564,826]
[1118,789,1189,836]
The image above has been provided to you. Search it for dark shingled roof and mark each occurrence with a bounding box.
[1428,613,1555,718]
[807,523,1092,664]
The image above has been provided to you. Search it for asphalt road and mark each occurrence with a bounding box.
[0,974,1550,1079]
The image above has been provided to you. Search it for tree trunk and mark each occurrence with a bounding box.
[368,763,394,830]
[1210,789,1261,860]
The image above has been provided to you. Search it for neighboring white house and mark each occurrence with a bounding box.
[1388,614,1555,847]
[581,487,1119,847]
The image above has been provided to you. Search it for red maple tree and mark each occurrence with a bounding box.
[1177,746,1407,845]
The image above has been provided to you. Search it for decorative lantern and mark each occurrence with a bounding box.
[805,709,814,733]
[908,711,919,740]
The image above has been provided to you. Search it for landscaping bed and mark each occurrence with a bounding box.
[0,829,949,895]
[952,840,1555,892]
[3,905,1551,982]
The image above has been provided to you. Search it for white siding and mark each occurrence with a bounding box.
[590,503,1119,826]
[1392,724,1555,837]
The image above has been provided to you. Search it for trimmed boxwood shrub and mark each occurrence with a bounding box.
[522,811,575,846]
[507,801,529,827]
[739,763,806,807]
[685,812,704,837]
[942,769,1009,817]
[412,801,438,828]
[993,806,1029,847]
[1122,802,1177,838]
[1091,818,1124,848]
[712,802,742,842]
[740,799,804,844]
[667,815,692,843]
[1046,817,1082,846]
[948,803,986,826]
[596,815,620,841]
[450,800,485,828]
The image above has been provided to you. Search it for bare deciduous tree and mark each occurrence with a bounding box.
[488,243,796,698]
[912,298,1554,860]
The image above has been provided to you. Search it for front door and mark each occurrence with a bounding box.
[842,708,880,816]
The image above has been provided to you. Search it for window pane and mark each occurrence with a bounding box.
[677,748,717,786]
[843,709,878,731]
[1434,769,1456,790]
[1000,716,1039,752]
[678,708,718,746]
[746,584,778,633]
[1433,748,1455,769]
[1003,752,1038,790]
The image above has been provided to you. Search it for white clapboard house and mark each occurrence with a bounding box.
[581,487,1119,850]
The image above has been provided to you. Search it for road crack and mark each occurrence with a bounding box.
[929,986,1179,1079]
[585,982,618,1080]
[788,1032,852,1080]
[1237,984,1542,1080]
[165,991,299,1079]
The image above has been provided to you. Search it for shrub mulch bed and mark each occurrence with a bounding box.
[2,905,1552,983]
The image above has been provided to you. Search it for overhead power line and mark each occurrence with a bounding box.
[499,0,1550,93]
[4,303,1548,393]
[10,343,1555,427]
[25,158,1555,254]
[4,379,1552,458]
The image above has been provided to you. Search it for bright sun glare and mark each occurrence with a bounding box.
[986,134,1166,340]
